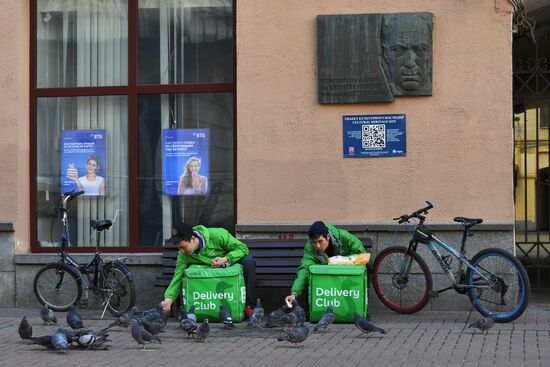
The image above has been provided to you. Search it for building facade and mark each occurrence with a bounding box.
[0,0,525,308]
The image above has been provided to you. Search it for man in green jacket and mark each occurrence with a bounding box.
[161,223,256,318]
[285,221,367,306]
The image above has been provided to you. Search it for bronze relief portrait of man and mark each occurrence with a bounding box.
[317,12,433,104]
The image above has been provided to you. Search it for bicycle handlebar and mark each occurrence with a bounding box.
[61,190,85,207]
[393,201,434,223]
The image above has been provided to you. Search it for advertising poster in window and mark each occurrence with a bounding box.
[343,114,406,158]
[61,129,107,196]
[163,128,209,196]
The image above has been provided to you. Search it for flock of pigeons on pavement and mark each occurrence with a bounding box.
[17,299,496,351]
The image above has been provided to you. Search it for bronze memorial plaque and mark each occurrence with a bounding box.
[317,12,433,104]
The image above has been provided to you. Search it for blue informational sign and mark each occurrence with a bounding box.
[61,130,107,196]
[343,114,406,158]
[163,129,209,196]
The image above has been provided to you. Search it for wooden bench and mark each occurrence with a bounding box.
[154,238,373,291]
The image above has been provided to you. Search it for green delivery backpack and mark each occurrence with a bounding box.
[183,264,246,322]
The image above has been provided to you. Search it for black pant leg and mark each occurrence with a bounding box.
[237,254,256,306]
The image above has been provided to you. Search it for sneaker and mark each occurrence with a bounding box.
[244,305,253,319]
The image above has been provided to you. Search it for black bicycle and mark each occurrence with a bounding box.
[33,190,136,317]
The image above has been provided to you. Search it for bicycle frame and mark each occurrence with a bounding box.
[405,232,494,293]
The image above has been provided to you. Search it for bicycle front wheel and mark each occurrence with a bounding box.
[101,262,136,317]
[467,248,530,323]
[372,246,433,313]
[33,263,82,311]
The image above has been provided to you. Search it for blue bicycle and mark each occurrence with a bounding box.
[372,202,530,323]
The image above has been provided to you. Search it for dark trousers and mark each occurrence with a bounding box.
[237,254,256,306]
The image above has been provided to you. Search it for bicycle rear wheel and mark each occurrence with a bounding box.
[33,263,82,311]
[466,248,530,323]
[101,262,136,317]
[372,246,433,313]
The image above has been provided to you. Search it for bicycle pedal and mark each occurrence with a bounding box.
[428,290,439,298]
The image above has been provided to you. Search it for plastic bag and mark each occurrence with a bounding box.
[328,255,356,265]
[327,253,371,265]
[353,253,371,265]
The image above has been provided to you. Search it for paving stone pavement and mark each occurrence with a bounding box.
[2,293,550,367]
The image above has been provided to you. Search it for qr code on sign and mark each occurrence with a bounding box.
[362,124,386,149]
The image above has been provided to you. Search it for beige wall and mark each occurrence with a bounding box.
[236,0,514,225]
[0,0,30,252]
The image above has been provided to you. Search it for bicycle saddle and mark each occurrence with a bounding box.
[90,219,112,231]
[453,217,483,229]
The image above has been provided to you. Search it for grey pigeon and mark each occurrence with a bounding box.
[130,319,161,349]
[106,305,139,330]
[179,317,197,338]
[60,327,78,344]
[143,303,168,327]
[40,304,57,325]
[187,304,197,323]
[282,300,305,326]
[51,326,69,351]
[29,335,54,349]
[196,318,210,343]
[247,314,261,328]
[18,316,32,340]
[314,304,335,332]
[277,321,310,347]
[67,305,84,329]
[252,298,265,320]
[468,314,496,334]
[247,298,264,327]
[219,305,235,328]
[264,304,290,328]
[353,313,386,336]
[75,330,110,350]
[142,316,165,338]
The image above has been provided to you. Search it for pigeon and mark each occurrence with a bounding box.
[265,304,290,328]
[130,319,161,349]
[252,298,264,320]
[277,321,310,347]
[40,304,57,325]
[143,303,168,327]
[29,335,54,349]
[186,304,197,323]
[67,305,84,329]
[246,299,262,327]
[247,314,261,328]
[105,306,139,330]
[179,317,197,338]
[290,299,306,323]
[18,316,32,340]
[51,326,69,351]
[196,318,210,343]
[142,316,165,338]
[314,304,335,332]
[282,300,305,327]
[219,305,235,328]
[468,314,496,334]
[75,330,110,350]
[353,313,386,336]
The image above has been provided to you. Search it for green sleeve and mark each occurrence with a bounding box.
[290,243,317,296]
[339,228,367,255]
[164,252,188,301]
[220,229,249,264]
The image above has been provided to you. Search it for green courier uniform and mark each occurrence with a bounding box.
[290,223,366,296]
[164,225,249,301]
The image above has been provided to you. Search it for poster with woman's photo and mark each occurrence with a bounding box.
[163,128,209,196]
[61,130,107,196]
